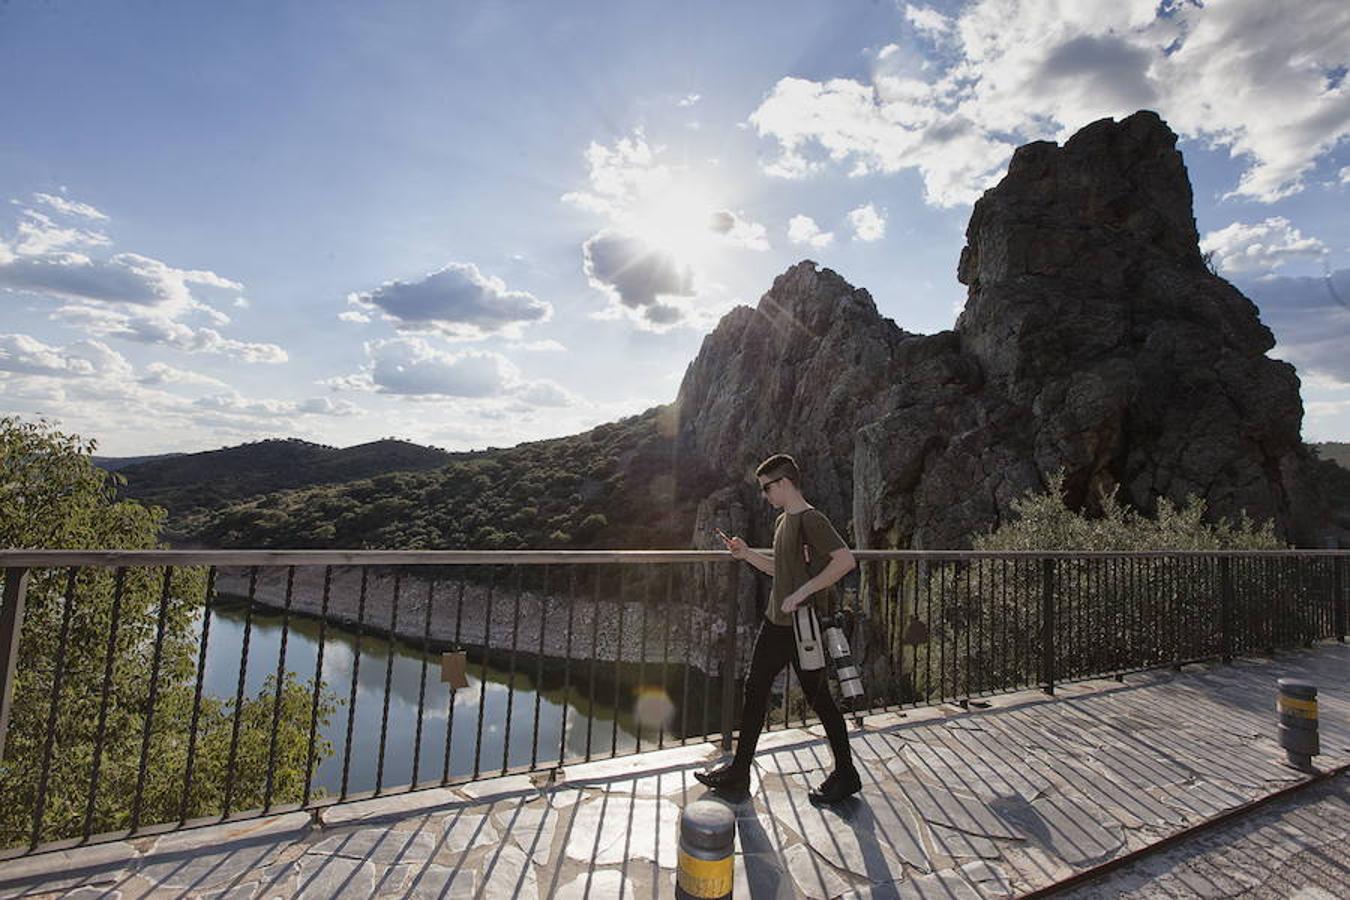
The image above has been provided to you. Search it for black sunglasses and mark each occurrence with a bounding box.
[760,476,785,493]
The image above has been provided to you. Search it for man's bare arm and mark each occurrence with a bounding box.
[716,528,775,576]
[780,548,855,613]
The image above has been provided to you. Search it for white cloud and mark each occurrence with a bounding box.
[327,336,576,407]
[345,262,551,340]
[32,192,108,221]
[51,306,287,363]
[581,230,697,330]
[13,209,109,256]
[678,93,701,107]
[512,379,579,407]
[1241,268,1350,387]
[0,201,274,364]
[708,209,770,251]
[138,361,229,389]
[562,130,673,220]
[904,4,952,37]
[750,0,1350,206]
[194,390,360,419]
[508,339,567,352]
[338,309,372,324]
[1340,166,1350,185]
[0,333,133,380]
[564,131,760,330]
[847,203,887,242]
[787,214,835,249]
[233,296,250,309]
[1200,217,1328,273]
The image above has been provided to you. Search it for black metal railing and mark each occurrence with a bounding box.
[0,549,1345,856]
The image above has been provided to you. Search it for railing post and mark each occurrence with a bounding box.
[1335,555,1346,643]
[719,566,740,751]
[0,567,31,764]
[1041,558,1055,695]
[1220,556,1233,662]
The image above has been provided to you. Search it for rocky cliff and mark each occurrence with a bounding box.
[673,110,1333,553]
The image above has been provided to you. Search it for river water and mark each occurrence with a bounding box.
[200,602,648,797]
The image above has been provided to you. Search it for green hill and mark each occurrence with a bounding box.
[92,452,187,471]
[116,436,457,522]
[154,407,705,549]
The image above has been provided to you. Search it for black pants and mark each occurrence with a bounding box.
[730,620,854,772]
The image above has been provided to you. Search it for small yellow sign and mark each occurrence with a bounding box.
[440,650,469,689]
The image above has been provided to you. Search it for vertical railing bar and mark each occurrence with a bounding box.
[263,565,296,812]
[1041,557,1055,695]
[879,558,891,709]
[0,567,31,769]
[302,565,332,808]
[130,566,175,832]
[222,565,259,818]
[924,558,933,704]
[718,561,740,750]
[339,566,369,801]
[585,568,601,761]
[83,566,126,839]
[977,557,985,692]
[180,567,216,822]
[471,566,498,781]
[635,565,651,754]
[30,567,79,847]
[531,565,550,770]
[502,566,524,775]
[375,570,402,795]
[1334,554,1345,643]
[558,567,576,765]
[442,575,467,784]
[701,563,717,736]
[657,565,673,748]
[680,563,693,743]
[612,568,628,758]
[994,557,1003,693]
[411,574,435,789]
[963,560,972,701]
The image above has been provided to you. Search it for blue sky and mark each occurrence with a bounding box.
[2,0,1347,454]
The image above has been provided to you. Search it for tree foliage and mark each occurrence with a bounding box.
[0,418,335,848]
[149,406,689,551]
[876,472,1292,705]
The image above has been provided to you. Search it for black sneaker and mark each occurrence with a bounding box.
[694,763,750,794]
[808,767,861,805]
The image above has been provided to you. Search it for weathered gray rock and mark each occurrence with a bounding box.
[669,110,1332,570]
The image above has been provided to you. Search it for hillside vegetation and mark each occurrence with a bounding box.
[157,406,705,549]
[113,436,456,519]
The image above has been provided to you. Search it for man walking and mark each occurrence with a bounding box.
[697,453,861,804]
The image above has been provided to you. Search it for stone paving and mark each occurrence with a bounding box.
[1,643,1347,899]
[1059,771,1349,899]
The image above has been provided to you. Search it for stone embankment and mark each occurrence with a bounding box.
[214,565,729,672]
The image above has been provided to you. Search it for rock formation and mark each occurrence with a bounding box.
[673,110,1333,555]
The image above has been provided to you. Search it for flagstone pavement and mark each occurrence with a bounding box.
[2,643,1347,899]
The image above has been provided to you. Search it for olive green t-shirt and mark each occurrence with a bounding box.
[767,507,848,626]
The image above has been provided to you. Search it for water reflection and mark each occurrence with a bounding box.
[201,603,643,796]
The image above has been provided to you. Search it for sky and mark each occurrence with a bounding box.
[1,0,1348,456]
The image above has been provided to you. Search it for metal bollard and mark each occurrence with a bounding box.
[1277,678,1319,772]
[676,799,734,899]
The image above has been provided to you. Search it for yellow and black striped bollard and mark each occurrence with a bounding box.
[1277,678,1319,772]
[677,799,734,899]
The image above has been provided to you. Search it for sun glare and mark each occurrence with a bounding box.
[625,177,725,270]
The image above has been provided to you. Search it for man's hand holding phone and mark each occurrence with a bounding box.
[715,528,748,559]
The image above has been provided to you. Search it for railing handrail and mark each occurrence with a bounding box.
[0,548,1345,566]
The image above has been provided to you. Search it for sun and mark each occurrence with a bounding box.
[624,175,726,270]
